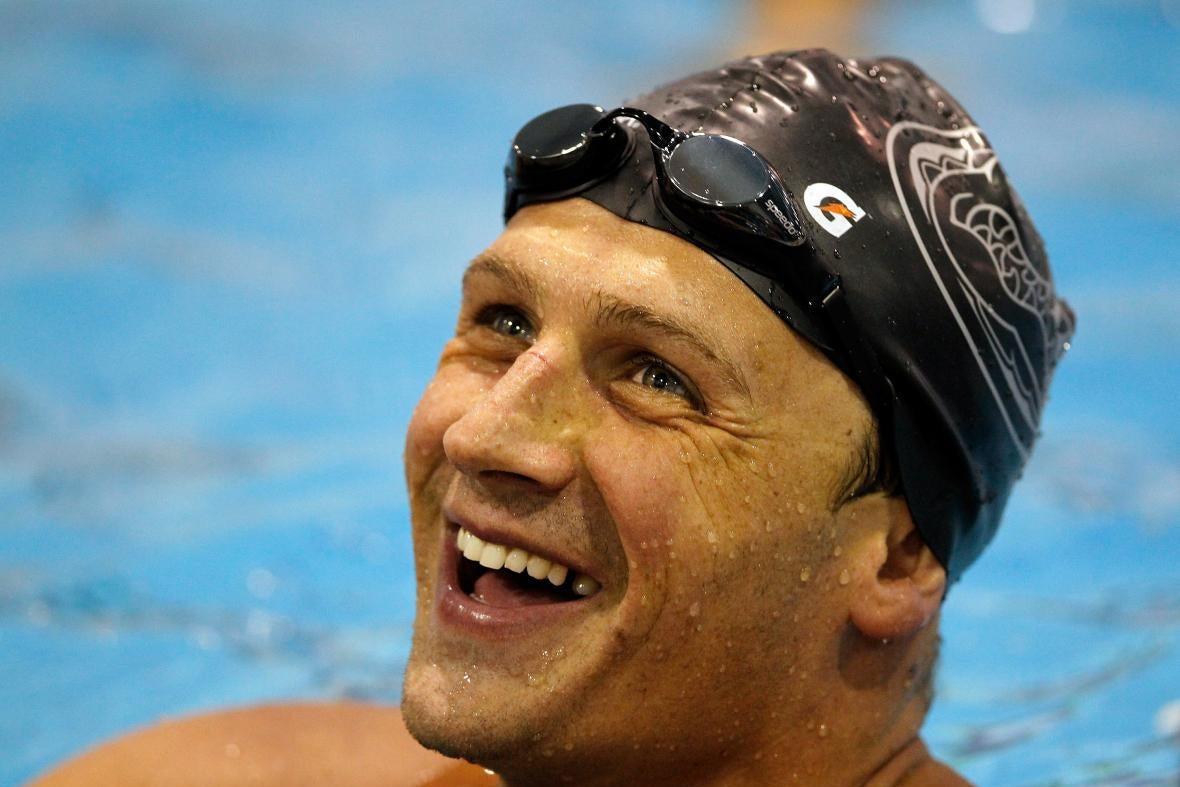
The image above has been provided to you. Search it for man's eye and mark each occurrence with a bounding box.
[632,359,695,403]
[478,306,535,341]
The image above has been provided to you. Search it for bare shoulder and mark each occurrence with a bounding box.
[901,758,974,787]
[867,738,974,787]
[26,702,496,787]
[895,742,974,787]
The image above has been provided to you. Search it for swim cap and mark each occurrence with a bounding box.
[505,49,1075,581]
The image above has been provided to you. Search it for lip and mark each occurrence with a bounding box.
[434,523,601,640]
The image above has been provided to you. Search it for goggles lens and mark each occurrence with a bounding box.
[512,104,606,168]
[666,134,771,206]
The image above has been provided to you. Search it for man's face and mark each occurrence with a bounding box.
[402,198,875,774]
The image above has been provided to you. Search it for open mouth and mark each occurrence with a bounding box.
[455,527,602,607]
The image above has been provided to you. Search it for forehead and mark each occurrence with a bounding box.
[487,201,728,300]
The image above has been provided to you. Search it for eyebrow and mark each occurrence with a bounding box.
[589,292,752,401]
[462,253,544,303]
[461,252,751,402]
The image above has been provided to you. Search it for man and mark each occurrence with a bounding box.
[31,49,1073,787]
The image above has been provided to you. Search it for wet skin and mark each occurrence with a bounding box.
[28,197,965,787]
[401,198,958,786]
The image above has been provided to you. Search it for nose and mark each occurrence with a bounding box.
[442,347,580,494]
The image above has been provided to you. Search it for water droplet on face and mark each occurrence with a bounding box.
[707,530,718,544]
[818,723,830,738]
[797,502,807,514]
[799,567,811,583]
[838,569,850,586]
[833,544,842,557]
[831,95,838,104]
[689,601,700,617]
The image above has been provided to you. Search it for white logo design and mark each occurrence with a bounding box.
[803,182,867,238]
[885,121,1074,460]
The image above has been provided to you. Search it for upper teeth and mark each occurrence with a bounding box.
[456,527,601,597]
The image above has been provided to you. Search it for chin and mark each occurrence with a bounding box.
[401,660,580,774]
[401,641,563,766]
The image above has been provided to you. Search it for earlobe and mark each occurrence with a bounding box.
[845,496,946,641]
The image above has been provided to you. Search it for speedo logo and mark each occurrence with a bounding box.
[763,198,804,241]
[804,182,867,238]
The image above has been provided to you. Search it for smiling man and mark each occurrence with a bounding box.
[31,49,1073,787]
[396,49,1074,786]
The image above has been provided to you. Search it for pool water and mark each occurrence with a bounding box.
[1,1,1178,784]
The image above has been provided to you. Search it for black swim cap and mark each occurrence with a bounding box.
[505,49,1075,581]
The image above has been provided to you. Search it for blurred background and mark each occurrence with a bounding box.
[2,1,1178,784]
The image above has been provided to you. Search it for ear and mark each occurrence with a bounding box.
[843,495,946,641]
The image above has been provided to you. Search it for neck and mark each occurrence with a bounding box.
[496,624,943,787]
[491,694,935,787]
[492,734,949,787]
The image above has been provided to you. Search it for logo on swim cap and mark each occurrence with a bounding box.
[804,182,867,238]
[886,121,1075,462]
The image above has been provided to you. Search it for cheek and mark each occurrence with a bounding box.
[582,424,763,619]
[583,428,682,557]
[404,365,480,493]
[596,423,836,618]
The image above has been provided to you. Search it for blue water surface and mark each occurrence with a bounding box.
[2,1,1178,784]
